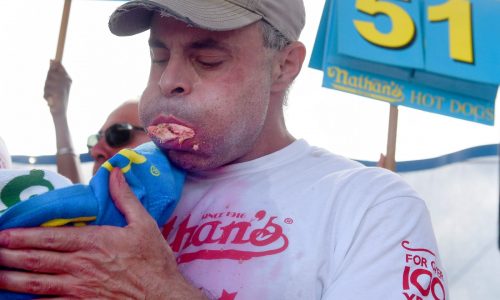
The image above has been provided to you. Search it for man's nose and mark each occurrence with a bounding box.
[158,58,193,96]
[90,139,111,166]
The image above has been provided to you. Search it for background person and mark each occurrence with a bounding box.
[43,61,82,183]
[44,62,150,181]
[87,100,150,175]
[0,1,447,299]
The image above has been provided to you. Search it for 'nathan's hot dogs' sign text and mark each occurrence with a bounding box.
[310,0,499,125]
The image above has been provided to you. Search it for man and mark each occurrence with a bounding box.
[44,61,150,181]
[0,1,447,299]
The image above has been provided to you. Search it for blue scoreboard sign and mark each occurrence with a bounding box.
[310,0,499,125]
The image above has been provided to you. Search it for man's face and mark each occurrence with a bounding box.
[140,15,276,172]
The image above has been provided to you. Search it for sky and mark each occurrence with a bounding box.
[0,0,499,162]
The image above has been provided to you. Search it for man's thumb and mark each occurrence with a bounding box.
[109,167,148,225]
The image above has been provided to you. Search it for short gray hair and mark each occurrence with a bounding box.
[259,21,293,105]
[259,21,291,50]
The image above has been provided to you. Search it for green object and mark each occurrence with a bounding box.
[0,169,54,209]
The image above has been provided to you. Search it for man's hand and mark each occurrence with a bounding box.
[43,60,71,117]
[0,168,206,299]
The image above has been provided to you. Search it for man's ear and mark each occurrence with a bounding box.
[271,41,306,93]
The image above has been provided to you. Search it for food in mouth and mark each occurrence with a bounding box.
[147,123,195,144]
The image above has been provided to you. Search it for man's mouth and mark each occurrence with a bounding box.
[147,123,195,144]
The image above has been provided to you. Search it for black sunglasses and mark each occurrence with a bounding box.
[87,123,145,150]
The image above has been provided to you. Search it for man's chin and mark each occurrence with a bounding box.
[166,150,213,173]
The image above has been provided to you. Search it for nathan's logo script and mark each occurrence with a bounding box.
[163,210,290,263]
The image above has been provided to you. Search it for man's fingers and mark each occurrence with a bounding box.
[49,60,62,70]
[0,227,93,251]
[109,167,153,227]
[0,248,76,274]
[0,270,70,296]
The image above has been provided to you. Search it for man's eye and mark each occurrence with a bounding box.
[199,61,222,68]
[151,58,167,64]
[150,48,169,64]
[197,58,224,68]
[151,55,168,64]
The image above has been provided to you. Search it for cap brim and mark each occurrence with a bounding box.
[109,0,263,36]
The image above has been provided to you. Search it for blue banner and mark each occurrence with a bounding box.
[310,0,499,125]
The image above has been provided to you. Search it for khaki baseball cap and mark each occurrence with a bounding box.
[109,0,305,41]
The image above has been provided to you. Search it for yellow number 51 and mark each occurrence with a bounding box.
[354,0,474,63]
[428,0,474,63]
[353,0,416,49]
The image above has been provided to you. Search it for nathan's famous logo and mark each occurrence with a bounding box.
[162,210,289,264]
[401,241,446,300]
[327,66,404,103]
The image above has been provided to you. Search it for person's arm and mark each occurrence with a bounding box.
[44,60,83,183]
[0,168,208,299]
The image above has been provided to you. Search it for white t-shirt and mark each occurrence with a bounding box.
[162,140,448,300]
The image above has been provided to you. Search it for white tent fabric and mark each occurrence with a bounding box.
[401,155,499,300]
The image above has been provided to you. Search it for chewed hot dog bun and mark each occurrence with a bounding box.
[147,123,195,144]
